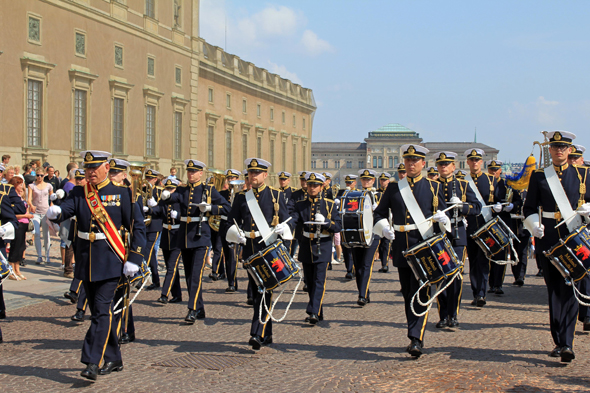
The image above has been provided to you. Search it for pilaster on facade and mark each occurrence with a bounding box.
[189,54,200,158]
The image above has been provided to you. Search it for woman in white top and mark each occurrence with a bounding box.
[27,167,53,264]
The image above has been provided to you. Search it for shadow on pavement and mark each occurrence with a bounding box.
[0,365,94,388]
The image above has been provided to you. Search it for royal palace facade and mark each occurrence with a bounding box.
[0,0,316,183]
[312,123,499,186]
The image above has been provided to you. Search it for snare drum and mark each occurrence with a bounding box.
[403,233,461,285]
[544,225,590,283]
[244,240,300,292]
[471,217,517,258]
[0,258,12,283]
[339,190,374,247]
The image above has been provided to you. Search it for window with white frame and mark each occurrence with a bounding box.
[145,105,156,156]
[27,80,43,147]
[74,89,87,150]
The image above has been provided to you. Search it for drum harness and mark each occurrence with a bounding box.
[398,178,463,317]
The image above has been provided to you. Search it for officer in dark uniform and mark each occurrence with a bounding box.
[433,151,481,328]
[396,163,407,181]
[524,131,590,362]
[321,172,337,200]
[335,174,358,280]
[226,158,291,350]
[155,177,183,304]
[160,159,230,324]
[143,169,164,290]
[351,169,381,306]
[427,167,439,181]
[464,148,500,307]
[208,171,231,283]
[374,144,449,357]
[0,165,27,217]
[289,172,342,324]
[377,172,392,273]
[46,150,146,380]
[488,160,522,295]
[510,188,529,287]
[287,171,308,257]
[217,169,241,292]
[0,175,20,343]
[455,170,467,179]
[277,171,296,203]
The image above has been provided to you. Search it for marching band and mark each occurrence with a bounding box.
[2,130,590,381]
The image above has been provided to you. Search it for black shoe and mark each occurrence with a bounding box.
[327,264,332,270]
[145,283,160,291]
[185,310,198,324]
[169,296,182,303]
[357,297,368,307]
[513,279,524,287]
[98,360,124,375]
[345,273,353,280]
[249,335,263,350]
[209,273,219,281]
[476,297,486,307]
[309,314,319,325]
[378,266,389,273]
[488,287,496,294]
[119,332,135,345]
[560,346,575,363]
[536,270,543,277]
[218,273,226,280]
[302,284,308,292]
[495,287,504,295]
[80,363,98,381]
[225,286,236,293]
[246,298,254,306]
[71,310,85,322]
[157,295,168,304]
[549,346,562,357]
[64,291,78,304]
[407,338,423,358]
[196,309,206,320]
[0,310,5,320]
[448,317,459,328]
[436,318,448,328]
[470,299,477,306]
[584,317,590,332]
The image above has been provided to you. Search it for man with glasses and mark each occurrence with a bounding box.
[46,151,146,380]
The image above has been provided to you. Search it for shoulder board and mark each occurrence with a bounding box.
[237,191,245,195]
[534,168,545,173]
[112,181,128,188]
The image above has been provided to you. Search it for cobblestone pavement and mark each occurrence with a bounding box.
[1,241,589,392]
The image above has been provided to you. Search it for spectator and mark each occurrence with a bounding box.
[30,160,41,177]
[23,164,35,188]
[170,167,178,179]
[58,162,78,190]
[44,166,60,192]
[58,168,77,276]
[7,176,33,280]
[13,165,20,176]
[27,167,53,265]
[2,155,10,165]
[55,170,61,184]
[2,166,14,184]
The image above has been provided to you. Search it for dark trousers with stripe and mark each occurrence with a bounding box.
[436,246,465,320]
[114,282,134,337]
[343,246,354,274]
[352,240,379,299]
[144,231,161,287]
[467,237,490,298]
[161,248,182,299]
[378,238,391,268]
[70,278,88,313]
[210,230,225,276]
[539,254,580,348]
[222,240,238,288]
[512,234,530,281]
[489,257,507,289]
[81,278,121,366]
[248,274,273,338]
[182,246,209,312]
[398,266,431,342]
[302,261,329,317]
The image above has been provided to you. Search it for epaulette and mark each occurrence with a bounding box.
[112,181,128,188]
[237,191,245,195]
[534,168,545,173]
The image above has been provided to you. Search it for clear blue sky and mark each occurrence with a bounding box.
[200,0,590,162]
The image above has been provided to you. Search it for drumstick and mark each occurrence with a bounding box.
[482,202,510,208]
[233,218,246,238]
[417,204,461,226]
[554,212,579,229]
[259,217,292,244]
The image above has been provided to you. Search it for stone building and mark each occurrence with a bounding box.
[0,0,315,183]
[312,123,498,185]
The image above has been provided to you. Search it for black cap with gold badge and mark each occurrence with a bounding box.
[80,150,111,168]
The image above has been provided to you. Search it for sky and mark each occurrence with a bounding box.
[200,0,590,163]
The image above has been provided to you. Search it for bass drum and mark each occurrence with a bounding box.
[339,190,374,247]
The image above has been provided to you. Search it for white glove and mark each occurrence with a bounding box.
[50,193,57,201]
[492,202,503,213]
[46,205,62,220]
[238,232,247,244]
[170,210,178,219]
[432,210,449,225]
[577,203,590,218]
[56,189,65,199]
[315,213,325,223]
[372,202,378,211]
[504,203,514,212]
[147,197,157,207]
[382,226,395,240]
[449,196,462,205]
[0,227,5,238]
[533,225,544,238]
[123,262,139,277]
[274,222,288,236]
[143,205,149,213]
[161,190,171,200]
[334,199,340,207]
[199,203,212,213]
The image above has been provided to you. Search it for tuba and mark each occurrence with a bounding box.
[128,161,153,226]
[207,168,226,232]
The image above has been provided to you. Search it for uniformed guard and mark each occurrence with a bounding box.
[488,159,522,296]
[0,165,27,217]
[143,169,164,290]
[226,158,291,350]
[160,159,230,324]
[377,172,392,273]
[396,163,407,180]
[217,169,241,292]
[335,174,358,280]
[464,148,500,307]
[277,171,296,204]
[322,172,337,200]
[510,187,530,287]
[524,131,590,362]
[209,172,232,283]
[455,170,467,179]
[350,169,381,306]
[433,151,481,329]
[154,177,183,304]
[46,150,146,380]
[427,167,439,181]
[373,144,449,357]
[287,171,308,257]
[568,144,586,166]
[289,172,342,324]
